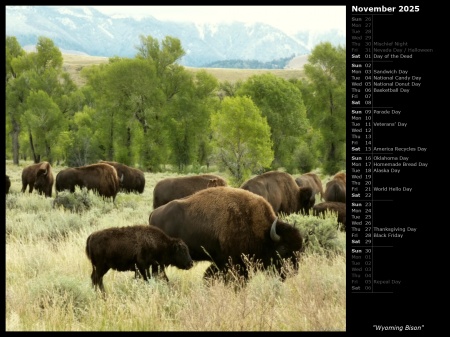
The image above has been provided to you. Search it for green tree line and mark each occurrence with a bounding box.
[6,35,346,185]
[204,55,294,69]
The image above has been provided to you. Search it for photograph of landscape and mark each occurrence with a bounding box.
[5,6,346,331]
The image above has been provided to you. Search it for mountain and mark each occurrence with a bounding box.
[5,6,346,68]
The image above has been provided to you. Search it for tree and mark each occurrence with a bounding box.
[6,36,26,164]
[82,35,196,171]
[6,36,79,164]
[82,57,164,168]
[21,90,66,163]
[210,96,273,186]
[65,106,101,166]
[236,73,310,171]
[166,70,219,171]
[136,35,185,78]
[303,42,346,174]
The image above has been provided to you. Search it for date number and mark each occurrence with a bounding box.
[399,6,419,12]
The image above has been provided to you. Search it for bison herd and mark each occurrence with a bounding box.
[11,160,146,202]
[7,162,346,293]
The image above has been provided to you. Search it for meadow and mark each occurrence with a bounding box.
[5,161,345,331]
[61,53,306,87]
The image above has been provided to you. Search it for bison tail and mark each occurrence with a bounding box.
[85,235,92,260]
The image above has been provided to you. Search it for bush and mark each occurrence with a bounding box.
[283,213,345,257]
[52,189,94,213]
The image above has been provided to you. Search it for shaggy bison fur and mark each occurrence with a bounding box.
[312,201,346,231]
[21,161,54,197]
[153,174,228,209]
[149,186,304,282]
[55,163,121,202]
[99,161,145,194]
[324,172,346,203]
[295,172,324,205]
[240,171,313,215]
[85,224,194,293]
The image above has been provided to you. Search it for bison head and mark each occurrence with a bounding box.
[34,168,49,190]
[172,240,194,270]
[298,186,314,213]
[269,218,303,279]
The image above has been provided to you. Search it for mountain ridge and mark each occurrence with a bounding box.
[6,6,345,68]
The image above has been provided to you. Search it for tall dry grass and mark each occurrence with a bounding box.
[5,161,345,331]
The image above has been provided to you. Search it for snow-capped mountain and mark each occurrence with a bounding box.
[5,6,346,67]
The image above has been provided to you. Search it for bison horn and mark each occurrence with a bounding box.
[43,169,47,175]
[270,218,281,242]
[120,174,124,182]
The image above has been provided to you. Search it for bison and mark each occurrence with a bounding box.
[333,172,346,184]
[240,171,313,215]
[6,175,11,194]
[55,163,121,202]
[152,174,228,209]
[99,161,145,194]
[312,201,346,230]
[149,186,304,282]
[295,172,324,205]
[85,224,194,293]
[21,161,54,198]
[324,172,346,203]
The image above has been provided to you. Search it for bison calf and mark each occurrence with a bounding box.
[85,225,194,293]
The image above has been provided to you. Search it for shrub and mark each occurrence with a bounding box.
[283,213,345,257]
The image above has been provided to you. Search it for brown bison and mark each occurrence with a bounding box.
[295,172,324,205]
[152,174,228,209]
[85,224,194,293]
[99,161,145,194]
[240,171,313,215]
[55,163,121,202]
[324,172,346,203]
[6,175,11,194]
[21,161,54,198]
[312,201,346,230]
[149,186,304,282]
[333,172,346,184]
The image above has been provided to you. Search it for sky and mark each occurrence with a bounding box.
[91,6,346,35]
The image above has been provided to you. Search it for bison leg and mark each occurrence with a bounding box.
[21,183,32,193]
[131,264,141,279]
[136,264,149,282]
[91,265,109,293]
[147,264,169,282]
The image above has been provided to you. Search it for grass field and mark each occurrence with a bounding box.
[62,53,306,87]
[6,161,345,331]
